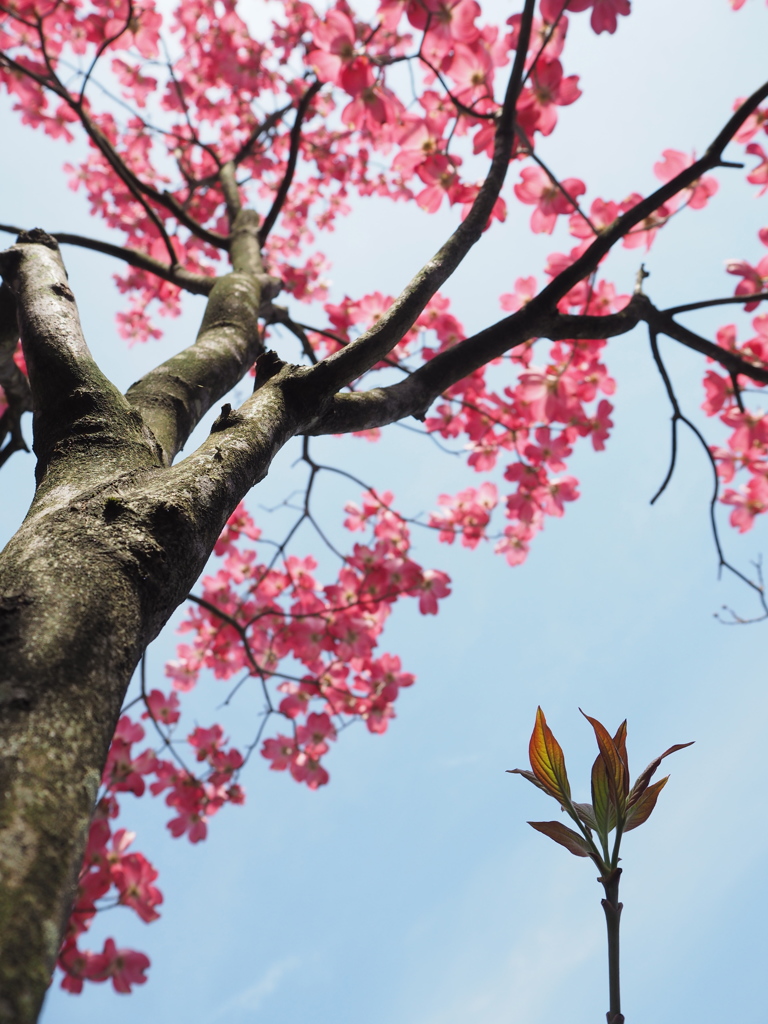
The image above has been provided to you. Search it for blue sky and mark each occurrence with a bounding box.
[2,1,768,1021]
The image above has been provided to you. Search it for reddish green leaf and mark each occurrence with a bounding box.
[624,777,668,831]
[590,749,616,840]
[573,802,598,831]
[528,820,592,857]
[507,768,554,798]
[581,710,626,817]
[528,707,571,804]
[612,719,630,799]
[628,741,694,808]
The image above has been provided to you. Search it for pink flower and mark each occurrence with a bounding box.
[102,717,156,796]
[449,43,494,102]
[290,751,330,788]
[619,192,671,250]
[214,502,261,556]
[111,851,163,923]
[142,689,180,725]
[494,522,535,566]
[726,255,768,311]
[587,399,614,451]
[747,143,768,197]
[540,0,630,35]
[524,427,572,471]
[415,154,475,213]
[514,166,586,234]
[569,197,620,239]
[308,10,373,96]
[261,734,298,772]
[418,569,452,614]
[540,475,580,516]
[733,97,768,143]
[393,120,443,179]
[188,724,225,762]
[342,83,401,131]
[296,712,337,757]
[500,276,537,312]
[58,942,104,994]
[92,938,151,993]
[653,149,718,209]
[702,371,732,416]
[429,483,498,547]
[517,59,581,137]
[406,0,481,57]
[722,474,768,532]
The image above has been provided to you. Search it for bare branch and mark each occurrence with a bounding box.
[641,297,768,385]
[259,81,323,244]
[0,224,216,295]
[78,0,134,102]
[664,291,768,315]
[647,327,767,606]
[265,306,319,365]
[190,104,293,191]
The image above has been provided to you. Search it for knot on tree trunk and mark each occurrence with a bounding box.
[15,228,59,252]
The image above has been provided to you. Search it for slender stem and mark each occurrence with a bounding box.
[600,868,624,1024]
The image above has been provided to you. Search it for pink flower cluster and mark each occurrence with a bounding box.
[701,309,768,532]
[424,291,619,564]
[59,488,452,994]
[705,106,768,533]
[727,228,768,310]
[58,717,160,993]
[58,703,245,991]
[0,0,640,340]
[165,497,450,788]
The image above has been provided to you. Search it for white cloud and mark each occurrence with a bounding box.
[209,957,299,1021]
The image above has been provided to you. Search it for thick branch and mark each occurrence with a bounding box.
[125,255,277,462]
[307,295,647,434]
[0,327,306,1024]
[219,162,242,223]
[305,291,768,435]
[0,283,31,463]
[0,231,161,489]
[229,209,266,277]
[126,208,282,461]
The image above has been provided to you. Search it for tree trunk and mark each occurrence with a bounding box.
[0,231,301,1019]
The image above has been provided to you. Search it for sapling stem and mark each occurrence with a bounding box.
[511,709,691,1023]
[600,867,624,1024]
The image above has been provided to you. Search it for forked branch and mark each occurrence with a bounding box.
[309,0,538,391]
